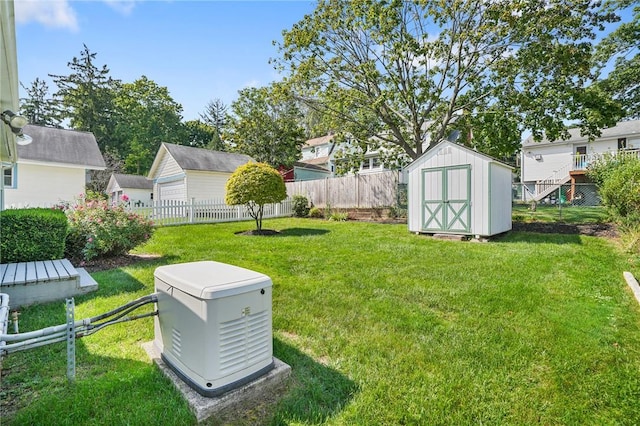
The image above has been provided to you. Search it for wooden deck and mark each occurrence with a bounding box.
[0,259,98,307]
[0,259,78,285]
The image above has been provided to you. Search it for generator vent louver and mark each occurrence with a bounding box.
[219,310,270,373]
[153,261,274,397]
[171,328,182,358]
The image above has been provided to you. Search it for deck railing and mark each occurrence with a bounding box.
[573,148,640,170]
[126,198,293,227]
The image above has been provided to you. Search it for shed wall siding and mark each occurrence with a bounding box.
[4,163,85,208]
[489,163,513,235]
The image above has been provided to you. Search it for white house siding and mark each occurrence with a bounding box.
[157,152,183,179]
[4,163,85,208]
[522,130,640,185]
[185,170,231,201]
[122,188,152,206]
[521,143,574,183]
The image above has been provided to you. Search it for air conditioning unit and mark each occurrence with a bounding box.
[153,261,274,397]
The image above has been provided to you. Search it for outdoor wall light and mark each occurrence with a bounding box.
[1,110,32,145]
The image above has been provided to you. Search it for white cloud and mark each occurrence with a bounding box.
[14,0,79,32]
[103,0,137,16]
[243,79,261,89]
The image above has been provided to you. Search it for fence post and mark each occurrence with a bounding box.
[189,198,195,223]
[356,174,360,208]
[558,187,563,221]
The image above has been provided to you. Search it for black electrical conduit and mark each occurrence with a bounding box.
[0,293,158,354]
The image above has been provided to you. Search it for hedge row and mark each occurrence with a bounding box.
[0,208,68,263]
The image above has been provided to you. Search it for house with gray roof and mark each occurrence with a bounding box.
[3,124,105,208]
[147,142,254,202]
[520,119,640,202]
[106,173,153,207]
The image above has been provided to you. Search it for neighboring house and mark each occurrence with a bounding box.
[106,173,153,207]
[520,119,640,202]
[147,142,254,202]
[3,124,106,208]
[297,132,390,180]
[299,133,338,175]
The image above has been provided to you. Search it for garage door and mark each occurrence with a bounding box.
[158,180,186,202]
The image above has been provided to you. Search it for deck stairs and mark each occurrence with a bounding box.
[533,164,571,202]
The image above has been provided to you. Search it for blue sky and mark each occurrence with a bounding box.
[15,0,317,121]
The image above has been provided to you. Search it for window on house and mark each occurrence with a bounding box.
[618,138,627,150]
[372,157,381,168]
[3,166,14,188]
[361,159,371,170]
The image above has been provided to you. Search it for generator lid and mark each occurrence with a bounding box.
[154,261,272,299]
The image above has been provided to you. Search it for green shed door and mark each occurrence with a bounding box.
[421,165,471,233]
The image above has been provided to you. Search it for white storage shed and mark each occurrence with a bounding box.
[406,140,513,237]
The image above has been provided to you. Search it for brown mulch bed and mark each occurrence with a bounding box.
[511,221,618,238]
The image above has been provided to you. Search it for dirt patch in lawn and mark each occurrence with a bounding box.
[77,253,161,273]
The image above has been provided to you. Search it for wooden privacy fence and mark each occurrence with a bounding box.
[285,170,401,208]
[127,198,293,226]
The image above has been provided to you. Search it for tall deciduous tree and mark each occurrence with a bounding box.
[19,78,62,127]
[596,0,640,119]
[275,0,620,164]
[225,84,305,168]
[113,75,185,174]
[50,45,120,152]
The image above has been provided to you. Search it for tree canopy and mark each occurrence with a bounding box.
[275,0,622,165]
[596,0,640,119]
[113,75,185,174]
[19,78,62,127]
[50,44,120,153]
[225,84,306,168]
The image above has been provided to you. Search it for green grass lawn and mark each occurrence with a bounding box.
[512,203,608,223]
[2,218,640,425]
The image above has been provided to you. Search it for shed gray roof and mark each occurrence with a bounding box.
[522,119,640,147]
[18,124,106,169]
[112,173,152,189]
[162,142,253,172]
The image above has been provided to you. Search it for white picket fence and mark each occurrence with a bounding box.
[126,198,293,226]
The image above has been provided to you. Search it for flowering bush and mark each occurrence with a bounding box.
[64,195,154,262]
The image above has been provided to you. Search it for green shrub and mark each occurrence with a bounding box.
[64,196,154,262]
[328,211,349,221]
[0,208,68,263]
[587,154,640,224]
[388,205,407,219]
[292,195,311,217]
[225,162,287,232]
[308,207,324,218]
